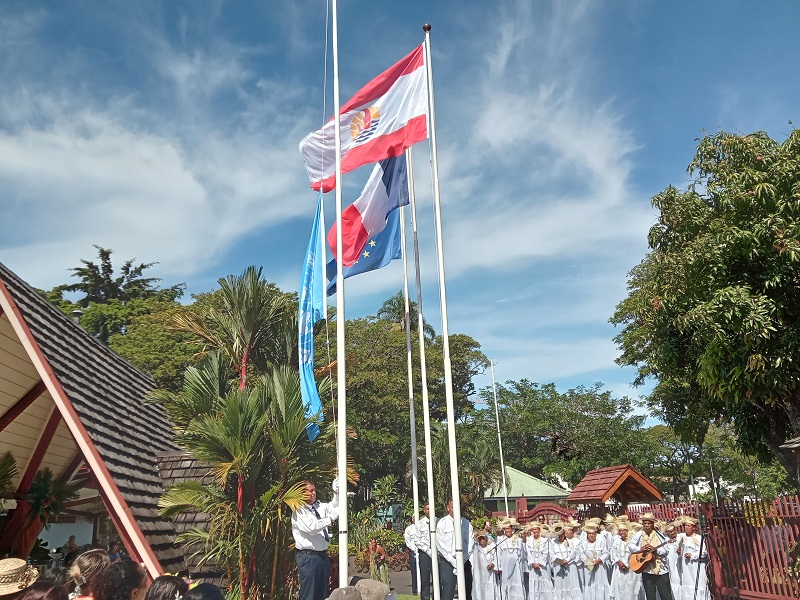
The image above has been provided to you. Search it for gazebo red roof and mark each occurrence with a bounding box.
[567,464,662,504]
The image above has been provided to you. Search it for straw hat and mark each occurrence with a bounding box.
[583,524,598,534]
[567,520,581,529]
[551,522,565,535]
[588,517,602,525]
[539,523,551,533]
[498,518,513,529]
[603,513,616,524]
[616,522,629,531]
[616,514,630,523]
[639,512,657,523]
[664,523,676,533]
[683,516,699,526]
[476,531,488,540]
[0,559,39,597]
[630,522,643,533]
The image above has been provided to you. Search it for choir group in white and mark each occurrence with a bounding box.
[440,512,708,600]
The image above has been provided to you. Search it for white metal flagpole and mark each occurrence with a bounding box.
[399,198,422,594]
[423,23,466,600]
[490,359,510,516]
[407,147,441,598]
[331,0,348,587]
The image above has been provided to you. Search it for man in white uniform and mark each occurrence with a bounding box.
[291,479,339,600]
[405,517,420,595]
[437,499,475,600]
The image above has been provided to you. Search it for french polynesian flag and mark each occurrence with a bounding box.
[299,44,428,192]
[327,154,408,267]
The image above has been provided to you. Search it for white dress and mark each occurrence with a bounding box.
[526,535,554,600]
[609,537,641,600]
[663,539,682,600]
[473,542,500,600]
[577,540,610,600]
[568,536,585,589]
[550,537,582,600]
[497,535,526,600]
[679,534,708,600]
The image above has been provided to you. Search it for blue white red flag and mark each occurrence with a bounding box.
[326,206,403,296]
[298,193,326,441]
[299,44,428,192]
[327,154,408,267]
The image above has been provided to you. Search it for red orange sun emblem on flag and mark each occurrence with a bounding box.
[350,106,381,142]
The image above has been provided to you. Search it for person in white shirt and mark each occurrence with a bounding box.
[496,518,526,600]
[549,523,581,600]
[678,517,708,600]
[417,504,436,600]
[473,531,500,600]
[609,522,641,600]
[662,524,682,600]
[405,517,420,595]
[291,479,338,600]
[578,525,610,600]
[436,499,475,600]
[628,513,673,600]
[526,522,554,600]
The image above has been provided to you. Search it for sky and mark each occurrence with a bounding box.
[1,0,798,409]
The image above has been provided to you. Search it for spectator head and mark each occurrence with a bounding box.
[69,549,111,596]
[144,577,188,600]
[183,584,224,600]
[94,560,148,600]
[12,583,68,600]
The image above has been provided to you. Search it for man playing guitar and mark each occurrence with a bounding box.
[628,513,675,600]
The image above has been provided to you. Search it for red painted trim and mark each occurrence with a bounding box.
[0,380,46,433]
[0,280,164,577]
[17,406,61,493]
[57,452,85,485]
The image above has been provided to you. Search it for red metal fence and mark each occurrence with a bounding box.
[627,498,800,600]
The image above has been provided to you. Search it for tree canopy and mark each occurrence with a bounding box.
[611,129,800,488]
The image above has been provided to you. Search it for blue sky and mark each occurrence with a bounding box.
[1,0,798,406]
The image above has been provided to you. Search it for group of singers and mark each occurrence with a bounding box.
[409,509,708,600]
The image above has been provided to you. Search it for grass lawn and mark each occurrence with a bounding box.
[396,596,417,600]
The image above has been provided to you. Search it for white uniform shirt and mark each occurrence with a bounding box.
[404,523,419,553]
[436,514,475,568]
[291,497,338,551]
[417,516,434,555]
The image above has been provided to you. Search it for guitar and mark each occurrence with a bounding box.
[629,540,670,573]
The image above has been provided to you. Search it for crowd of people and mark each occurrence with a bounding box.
[0,552,224,600]
[453,512,708,600]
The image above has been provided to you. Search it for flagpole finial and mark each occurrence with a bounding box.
[423,23,431,32]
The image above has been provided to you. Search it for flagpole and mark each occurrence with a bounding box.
[490,359,509,516]
[399,199,422,593]
[408,147,441,600]
[331,0,349,587]
[423,24,466,599]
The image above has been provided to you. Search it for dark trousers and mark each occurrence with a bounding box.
[464,560,472,600]
[642,572,674,600]
[296,549,330,600]
[438,556,456,600]
[409,549,418,594]
[419,551,433,600]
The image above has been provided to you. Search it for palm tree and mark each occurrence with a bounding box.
[0,452,17,510]
[155,356,346,600]
[170,266,296,389]
[376,291,436,341]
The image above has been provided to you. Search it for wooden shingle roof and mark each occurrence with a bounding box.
[0,261,185,574]
[566,463,662,504]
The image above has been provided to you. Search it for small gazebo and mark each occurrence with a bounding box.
[567,464,662,515]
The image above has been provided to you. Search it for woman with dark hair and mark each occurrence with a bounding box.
[182,584,224,600]
[15,583,69,600]
[68,549,111,599]
[93,561,148,600]
[143,577,188,600]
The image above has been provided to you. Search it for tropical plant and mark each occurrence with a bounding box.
[169,266,296,389]
[376,291,436,341]
[0,452,17,509]
[371,475,398,513]
[25,468,80,527]
[155,356,347,600]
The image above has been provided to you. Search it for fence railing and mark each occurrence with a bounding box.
[627,498,800,600]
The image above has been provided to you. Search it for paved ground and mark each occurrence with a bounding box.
[346,558,416,595]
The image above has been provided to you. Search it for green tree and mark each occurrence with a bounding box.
[611,129,800,489]
[482,380,650,486]
[376,291,436,340]
[42,246,184,343]
[154,355,339,600]
[170,266,296,389]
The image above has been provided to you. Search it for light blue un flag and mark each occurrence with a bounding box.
[298,193,325,441]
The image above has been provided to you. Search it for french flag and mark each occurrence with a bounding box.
[300,44,428,193]
[327,154,408,267]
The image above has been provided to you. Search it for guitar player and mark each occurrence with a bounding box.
[628,512,675,600]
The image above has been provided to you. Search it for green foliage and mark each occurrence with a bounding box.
[370,528,405,556]
[479,380,648,487]
[0,452,17,510]
[611,128,800,489]
[25,468,80,528]
[371,475,398,513]
[29,539,51,564]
